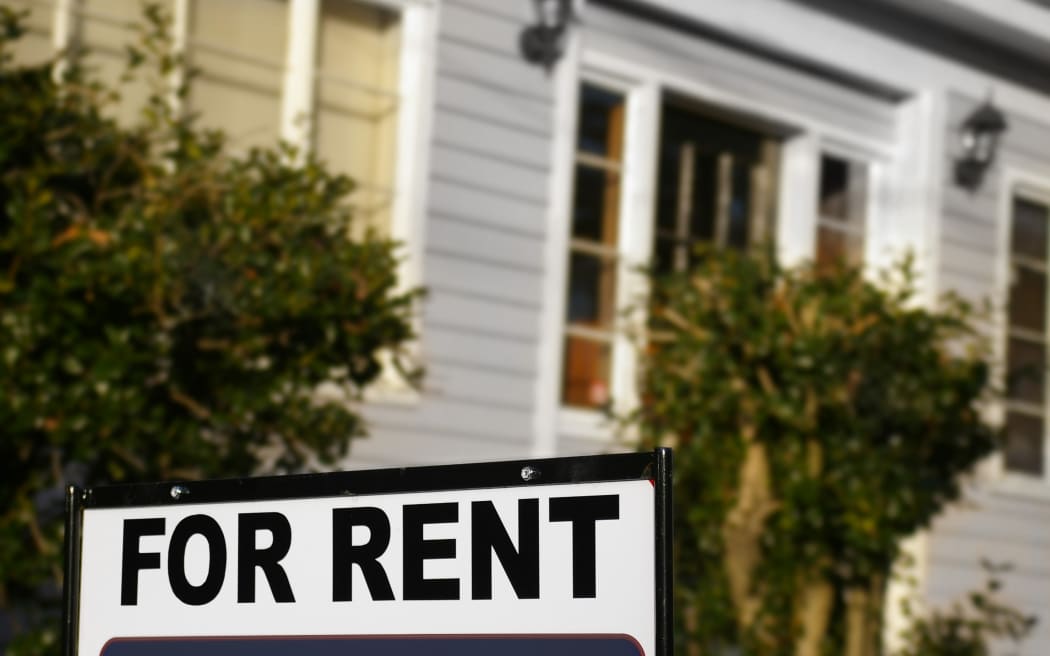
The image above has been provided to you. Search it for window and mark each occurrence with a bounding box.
[559,86,781,410]
[79,0,155,126]
[11,0,406,238]
[815,153,868,268]
[187,0,288,151]
[1004,194,1050,476]
[561,84,625,409]
[652,101,779,274]
[186,0,402,231]
[313,0,401,234]
[8,0,53,65]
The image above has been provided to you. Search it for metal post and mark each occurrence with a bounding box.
[653,447,674,656]
[62,485,83,656]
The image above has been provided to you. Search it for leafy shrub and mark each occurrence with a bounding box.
[634,247,997,655]
[0,7,418,653]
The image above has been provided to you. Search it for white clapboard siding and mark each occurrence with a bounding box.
[429,179,548,237]
[925,91,1050,655]
[426,215,546,271]
[421,361,536,410]
[365,395,534,443]
[425,252,544,307]
[425,289,542,342]
[435,74,552,135]
[357,0,551,463]
[350,424,536,467]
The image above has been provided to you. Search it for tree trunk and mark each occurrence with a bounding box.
[843,574,885,656]
[794,577,834,656]
[845,587,869,656]
[722,442,778,633]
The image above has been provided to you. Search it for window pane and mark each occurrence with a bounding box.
[686,153,718,243]
[816,226,864,269]
[8,0,53,66]
[566,252,616,327]
[1007,337,1047,405]
[653,100,777,273]
[572,165,620,245]
[577,85,624,160]
[1004,411,1044,476]
[818,155,849,221]
[315,0,400,234]
[189,0,286,150]
[81,0,153,126]
[1012,197,1049,262]
[728,161,752,249]
[562,336,611,409]
[1009,265,1047,333]
[653,147,716,274]
[818,155,867,225]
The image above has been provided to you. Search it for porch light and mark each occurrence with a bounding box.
[520,0,573,71]
[954,98,1007,191]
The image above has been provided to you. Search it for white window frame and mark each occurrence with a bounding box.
[810,139,887,270]
[555,68,660,444]
[990,168,1050,498]
[535,46,902,451]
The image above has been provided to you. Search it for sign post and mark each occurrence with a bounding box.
[63,449,672,656]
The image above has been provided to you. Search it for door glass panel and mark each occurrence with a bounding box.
[728,161,752,249]
[653,100,778,273]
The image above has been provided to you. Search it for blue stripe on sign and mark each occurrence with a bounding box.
[101,635,645,656]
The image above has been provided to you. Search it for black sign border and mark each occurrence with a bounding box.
[63,449,672,656]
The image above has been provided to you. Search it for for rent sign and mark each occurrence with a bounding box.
[63,451,672,656]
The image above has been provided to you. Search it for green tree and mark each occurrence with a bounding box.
[0,7,418,653]
[633,246,998,656]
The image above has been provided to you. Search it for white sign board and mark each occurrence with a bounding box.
[64,452,672,656]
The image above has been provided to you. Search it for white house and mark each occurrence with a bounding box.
[10,0,1050,651]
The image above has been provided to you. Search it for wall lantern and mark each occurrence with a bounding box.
[520,0,574,71]
[954,98,1008,191]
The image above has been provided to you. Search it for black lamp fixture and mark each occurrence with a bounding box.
[520,0,574,71]
[954,96,1008,191]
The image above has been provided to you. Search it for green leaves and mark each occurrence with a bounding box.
[0,9,418,654]
[634,247,997,654]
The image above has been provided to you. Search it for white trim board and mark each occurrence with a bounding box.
[637,0,1050,128]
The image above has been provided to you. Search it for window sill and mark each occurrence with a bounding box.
[988,469,1050,502]
[557,406,637,447]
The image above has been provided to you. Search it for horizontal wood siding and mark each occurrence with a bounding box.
[360,0,552,465]
[926,492,1050,652]
[926,91,1050,654]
